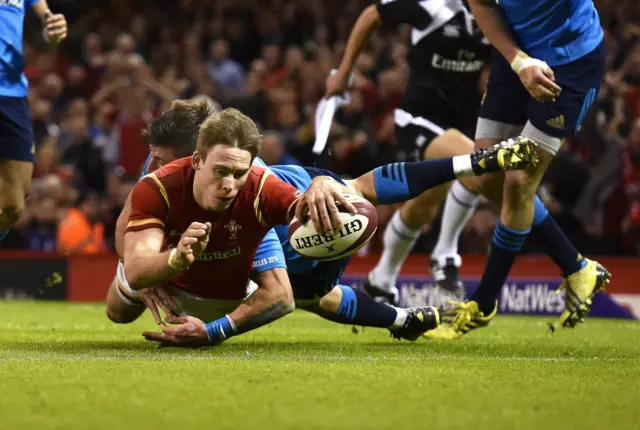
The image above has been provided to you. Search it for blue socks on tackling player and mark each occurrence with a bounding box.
[330,285,400,328]
[471,222,530,315]
[205,315,237,343]
[373,159,466,205]
[471,197,587,314]
[530,196,586,277]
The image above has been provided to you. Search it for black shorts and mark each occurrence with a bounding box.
[302,166,347,185]
[394,108,477,161]
[479,40,606,138]
[289,256,351,301]
[0,96,34,162]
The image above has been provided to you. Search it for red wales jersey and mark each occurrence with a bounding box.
[126,157,300,299]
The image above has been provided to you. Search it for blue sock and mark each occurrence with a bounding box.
[328,285,397,328]
[373,159,455,205]
[470,221,530,314]
[530,196,586,277]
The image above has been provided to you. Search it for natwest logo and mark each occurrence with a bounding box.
[500,283,565,314]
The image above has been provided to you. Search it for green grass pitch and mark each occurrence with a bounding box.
[0,301,638,430]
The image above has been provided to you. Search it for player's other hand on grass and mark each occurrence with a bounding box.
[43,12,67,44]
[142,315,211,348]
[138,286,182,326]
[295,176,357,233]
[511,53,561,102]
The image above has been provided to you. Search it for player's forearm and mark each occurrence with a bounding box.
[203,272,294,344]
[228,280,294,335]
[31,0,52,19]
[124,249,182,290]
[468,0,520,64]
[337,5,382,76]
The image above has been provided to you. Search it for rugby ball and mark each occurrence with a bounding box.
[288,194,378,261]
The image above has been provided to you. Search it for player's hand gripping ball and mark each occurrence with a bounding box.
[289,194,378,261]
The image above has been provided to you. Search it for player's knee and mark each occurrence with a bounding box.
[0,205,23,231]
[423,128,473,159]
[318,287,342,313]
[442,128,474,152]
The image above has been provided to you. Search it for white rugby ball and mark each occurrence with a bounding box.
[288,194,378,261]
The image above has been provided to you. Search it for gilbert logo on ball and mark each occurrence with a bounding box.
[288,194,378,261]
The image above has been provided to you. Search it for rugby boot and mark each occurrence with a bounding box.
[361,273,399,306]
[390,306,440,341]
[558,258,611,328]
[423,300,497,340]
[429,256,465,301]
[471,136,539,175]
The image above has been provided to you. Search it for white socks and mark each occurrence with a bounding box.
[452,154,474,177]
[369,210,421,292]
[432,180,480,264]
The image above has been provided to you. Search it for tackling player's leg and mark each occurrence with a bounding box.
[297,284,440,341]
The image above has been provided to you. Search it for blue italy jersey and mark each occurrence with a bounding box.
[0,0,40,97]
[498,0,603,66]
[140,154,152,178]
[262,165,316,275]
[254,164,319,275]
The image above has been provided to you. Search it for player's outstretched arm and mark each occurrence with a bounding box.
[325,5,381,96]
[467,0,560,102]
[326,0,439,97]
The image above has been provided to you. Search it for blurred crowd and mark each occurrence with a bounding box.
[3,0,640,257]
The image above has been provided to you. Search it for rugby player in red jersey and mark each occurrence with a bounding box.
[124,108,358,342]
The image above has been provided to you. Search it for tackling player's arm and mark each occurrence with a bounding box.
[30,0,67,44]
[326,0,434,96]
[467,0,561,101]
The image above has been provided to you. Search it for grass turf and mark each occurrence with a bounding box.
[0,301,638,430]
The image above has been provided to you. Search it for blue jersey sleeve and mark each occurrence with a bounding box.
[26,0,42,8]
[251,228,287,274]
[140,154,152,180]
